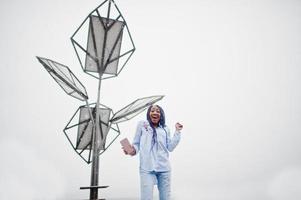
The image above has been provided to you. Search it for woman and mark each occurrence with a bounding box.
[124,105,183,200]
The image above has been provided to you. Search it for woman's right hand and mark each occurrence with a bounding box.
[122,145,136,156]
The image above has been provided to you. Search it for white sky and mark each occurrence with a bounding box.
[1,0,301,199]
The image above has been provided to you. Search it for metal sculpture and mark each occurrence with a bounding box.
[36,1,164,199]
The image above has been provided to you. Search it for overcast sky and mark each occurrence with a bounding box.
[1,0,301,199]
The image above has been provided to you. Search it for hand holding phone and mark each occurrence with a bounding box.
[120,138,135,155]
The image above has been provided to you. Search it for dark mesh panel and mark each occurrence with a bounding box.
[52,62,73,82]
[99,108,111,149]
[73,76,87,97]
[37,57,88,101]
[52,74,75,95]
[102,122,120,151]
[111,95,164,124]
[104,18,124,74]
[122,108,148,121]
[70,91,85,100]
[85,16,104,73]
[77,107,93,149]
[85,16,124,75]
[76,107,111,150]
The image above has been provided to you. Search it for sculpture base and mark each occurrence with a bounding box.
[83,199,106,200]
[80,185,109,200]
[80,185,109,190]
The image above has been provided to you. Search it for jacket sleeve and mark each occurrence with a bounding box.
[132,121,143,155]
[166,127,181,152]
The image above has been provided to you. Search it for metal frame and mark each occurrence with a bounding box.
[63,103,121,164]
[37,56,88,101]
[71,0,136,80]
[110,95,165,124]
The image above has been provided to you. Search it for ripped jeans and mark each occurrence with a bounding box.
[140,171,171,200]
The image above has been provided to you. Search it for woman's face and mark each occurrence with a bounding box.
[149,105,161,126]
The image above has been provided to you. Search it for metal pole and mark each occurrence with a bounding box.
[90,78,102,200]
[90,2,111,199]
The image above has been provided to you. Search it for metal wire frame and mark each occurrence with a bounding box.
[74,15,125,75]
[110,95,165,124]
[70,0,135,80]
[36,56,89,101]
[63,103,121,164]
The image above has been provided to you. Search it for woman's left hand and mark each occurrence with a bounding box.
[175,122,183,132]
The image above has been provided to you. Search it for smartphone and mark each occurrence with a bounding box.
[120,138,132,154]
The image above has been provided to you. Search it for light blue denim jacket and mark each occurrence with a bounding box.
[132,121,181,172]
